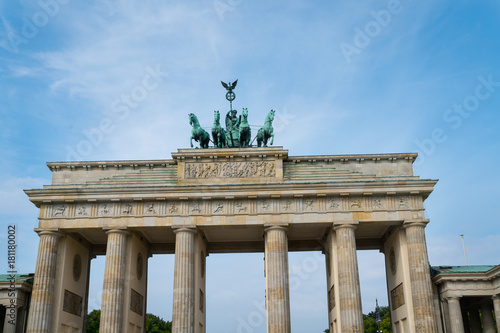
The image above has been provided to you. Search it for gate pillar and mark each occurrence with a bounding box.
[334,224,363,333]
[446,296,464,333]
[264,225,291,333]
[100,228,130,333]
[172,227,197,333]
[403,221,438,332]
[26,230,60,333]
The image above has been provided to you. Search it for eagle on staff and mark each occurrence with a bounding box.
[221,79,238,93]
[221,79,238,110]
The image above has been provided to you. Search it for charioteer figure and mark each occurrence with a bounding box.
[225,109,240,147]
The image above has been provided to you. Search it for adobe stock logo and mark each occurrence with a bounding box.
[7,0,71,54]
[414,75,499,166]
[339,0,407,63]
[213,0,243,21]
[65,65,168,161]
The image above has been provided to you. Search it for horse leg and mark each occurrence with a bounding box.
[190,135,194,148]
[270,132,274,146]
[212,130,218,148]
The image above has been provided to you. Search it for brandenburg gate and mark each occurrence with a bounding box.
[24,146,439,333]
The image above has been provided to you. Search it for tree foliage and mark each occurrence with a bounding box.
[86,310,172,333]
[145,313,172,333]
[86,310,100,333]
[364,305,391,333]
[325,306,392,333]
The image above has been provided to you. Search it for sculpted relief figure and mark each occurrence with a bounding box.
[184,161,276,179]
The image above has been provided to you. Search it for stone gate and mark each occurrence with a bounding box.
[24,147,440,333]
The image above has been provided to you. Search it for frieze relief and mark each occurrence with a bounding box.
[235,200,249,213]
[184,161,276,179]
[304,199,317,211]
[350,198,363,210]
[372,197,385,210]
[122,203,134,215]
[45,194,419,218]
[280,199,294,212]
[99,203,113,216]
[212,201,225,214]
[144,202,157,215]
[76,204,89,216]
[327,198,341,211]
[168,202,181,214]
[397,196,409,209]
[259,199,273,213]
[53,205,67,217]
[190,201,203,214]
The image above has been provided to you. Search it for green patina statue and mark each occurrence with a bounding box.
[188,113,210,149]
[256,109,275,147]
[239,108,251,148]
[211,110,226,148]
[225,109,240,147]
[187,80,276,149]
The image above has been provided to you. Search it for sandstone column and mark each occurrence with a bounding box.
[403,221,438,332]
[26,230,60,333]
[3,305,17,333]
[469,308,481,332]
[334,224,363,333]
[493,295,500,332]
[99,229,129,333]
[172,227,197,333]
[446,297,464,333]
[264,225,291,333]
[481,303,495,333]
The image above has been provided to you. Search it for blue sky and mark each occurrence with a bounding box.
[1,0,499,332]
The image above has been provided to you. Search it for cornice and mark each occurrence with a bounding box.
[24,178,437,204]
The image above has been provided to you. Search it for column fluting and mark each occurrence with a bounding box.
[334,224,363,333]
[172,227,197,333]
[26,230,60,333]
[403,222,438,332]
[264,225,291,333]
[99,229,129,333]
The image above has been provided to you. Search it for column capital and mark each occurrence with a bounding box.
[103,227,130,236]
[402,220,429,229]
[172,226,197,234]
[492,294,500,300]
[333,223,358,231]
[446,295,462,302]
[34,228,61,237]
[264,224,288,232]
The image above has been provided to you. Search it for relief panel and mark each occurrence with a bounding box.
[212,201,226,214]
[327,198,341,211]
[184,161,276,179]
[234,200,249,214]
[280,199,295,213]
[99,203,114,216]
[189,201,203,214]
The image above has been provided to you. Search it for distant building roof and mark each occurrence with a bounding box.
[0,273,34,284]
[431,265,497,276]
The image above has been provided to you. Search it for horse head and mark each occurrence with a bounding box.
[267,109,275,122]
[214,110,220,122]
[242,108,248,118]
[188,113,196,126]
